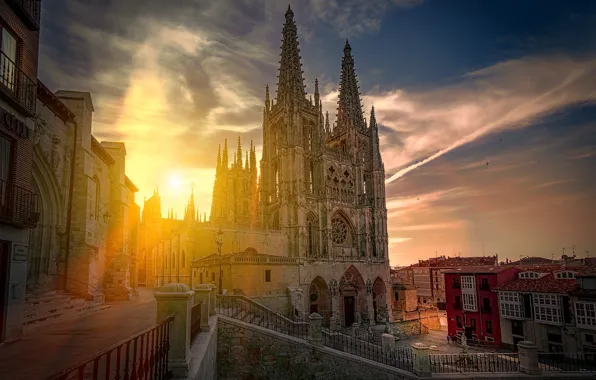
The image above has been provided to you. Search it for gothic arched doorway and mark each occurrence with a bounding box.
[339,265,365,326]
[309,276,330,325]
[372,276,387,323]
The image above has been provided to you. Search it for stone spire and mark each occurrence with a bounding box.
[369,106,383,168]
[336,39,365,132]
[276,4,306,105]
[216,144,221,174]
[237,136,243,168]
[245,151,249,170]
[265,84,270,112]
[314,78,320,110]
[325,111,330,134]
[222,138,229,170]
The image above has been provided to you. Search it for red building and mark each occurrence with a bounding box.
[445,266,520,346]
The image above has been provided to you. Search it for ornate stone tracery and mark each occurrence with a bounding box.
[331,216,347,245]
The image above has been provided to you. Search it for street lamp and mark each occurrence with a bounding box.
[215,228,224,294]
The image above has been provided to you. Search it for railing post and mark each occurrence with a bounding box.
[382,333,395,355]
[192,284,212,331]
[411,342,431,378]
[154,283,194,378]
[518,341,541,375]
[308,312,323,346]
[352,322,360,337]
[207,284,217,316]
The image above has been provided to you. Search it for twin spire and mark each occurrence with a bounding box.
[276,4,306,104]
[336,39,365,132]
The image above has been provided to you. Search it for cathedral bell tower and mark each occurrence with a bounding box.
[259,5,324,257]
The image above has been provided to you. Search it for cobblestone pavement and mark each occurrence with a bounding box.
[0,288,157,380]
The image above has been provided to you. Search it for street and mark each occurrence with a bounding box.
[0,288,157,380]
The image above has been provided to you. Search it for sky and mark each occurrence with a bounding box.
[39,0,596,265]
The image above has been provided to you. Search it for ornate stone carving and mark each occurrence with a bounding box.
[32,118,47,146]
[51,135,61,171]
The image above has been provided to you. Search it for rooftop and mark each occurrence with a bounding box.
[412,255,497,268]
[444,266,514,274]
[493,274,578,294]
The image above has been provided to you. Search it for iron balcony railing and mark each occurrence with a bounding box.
[0,179,39,227]
[47,315,174,380]
[0,50,37,116]
[7,0,41,30]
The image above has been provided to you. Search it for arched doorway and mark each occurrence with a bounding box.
[372,276,387,323]
[339,265,365,326]
[308,276,330,325]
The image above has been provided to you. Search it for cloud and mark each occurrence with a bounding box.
[352,54,596,184]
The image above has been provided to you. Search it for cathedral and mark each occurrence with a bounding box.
[141,5,391,327]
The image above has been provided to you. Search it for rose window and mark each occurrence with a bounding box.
[331,217,348,245]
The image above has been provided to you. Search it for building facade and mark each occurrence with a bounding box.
[143,6,392,327]
[571,263,596,357]
[495,266,584,353]
[0,0,41,343]
[445,266,519,347]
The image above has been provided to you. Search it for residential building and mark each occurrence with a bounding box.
[494,266,579,352]
[445,266,519,346]
[570,261,596,356]
[0,0,40,343]
[410,255,498,308]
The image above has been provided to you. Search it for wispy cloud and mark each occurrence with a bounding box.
[350,54,596,184]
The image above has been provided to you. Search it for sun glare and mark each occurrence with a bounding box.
[168,174,182,190]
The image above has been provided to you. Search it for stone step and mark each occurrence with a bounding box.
[24,297,87,321]
[23,300,111,332]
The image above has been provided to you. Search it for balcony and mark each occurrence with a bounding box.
[0,179,39,228]
[0,50,37,117]
[7,0,41,31]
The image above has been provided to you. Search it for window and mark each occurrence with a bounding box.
[533,294,563,324]
[463,293,477,312]
[519,272,540,279]
[485,320,493,334]
[576,302,596,328]
[394,291,399,302]
[499,291,525,319]
[462,276,475,290]
[555,271,576,279]
[470,318,476,331]
[482,298,491,312]
[211,272,215,282]
[1,27,18,92]
[480,278,490,290]
[456,316,462,328]
[265,269,271,283]
[200,273,203,284]
[454,295,461,309]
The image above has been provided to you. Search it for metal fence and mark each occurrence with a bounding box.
[429,353,520,373]
[323,330,413,371]
[47,315,174,380]
[538,352,596,372]
[217,295,309,339]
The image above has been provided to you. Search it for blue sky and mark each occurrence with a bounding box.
[38,0,596,265]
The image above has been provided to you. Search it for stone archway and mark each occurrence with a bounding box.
[339,265,365,326]
[28,146,63,294]
[373,276,388,323]
[308,276,330,325]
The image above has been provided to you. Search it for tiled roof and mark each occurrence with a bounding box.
[577,259,596,277]
[412,256,496,268]
[494,274,578,294]
[444,266,513,274]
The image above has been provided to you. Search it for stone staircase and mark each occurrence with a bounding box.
[23,291,110,331]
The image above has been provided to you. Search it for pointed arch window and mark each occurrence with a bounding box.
[307,214,318,257]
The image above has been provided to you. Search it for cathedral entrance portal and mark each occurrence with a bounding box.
[339,265,365,327]
[344,296,355,326]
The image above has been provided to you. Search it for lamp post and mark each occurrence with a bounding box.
[215,228,224,294]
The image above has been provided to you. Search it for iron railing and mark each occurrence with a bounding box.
[538,352,596,372]
[217,295,309,339]
[0,50,37,116]
[46,315,174,380]
[323,329,413,372]
[7,0,41,30]
[0,179,39,227]
[429,353,520,373]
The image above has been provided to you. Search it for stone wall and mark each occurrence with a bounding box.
[189,316,218,380]
[217,317,416,380]
[251,294,290,316]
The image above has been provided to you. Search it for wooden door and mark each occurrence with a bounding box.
[344,296,355,326]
